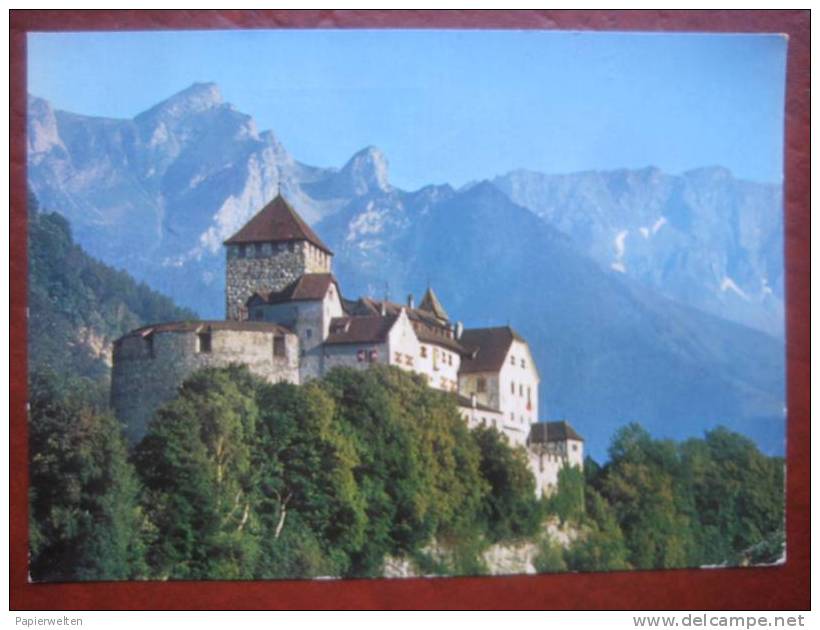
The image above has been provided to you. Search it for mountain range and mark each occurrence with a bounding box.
[26,83,786,459]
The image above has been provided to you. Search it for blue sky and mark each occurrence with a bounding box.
[28,29,787,190]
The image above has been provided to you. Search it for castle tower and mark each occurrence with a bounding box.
[224,194,334,320]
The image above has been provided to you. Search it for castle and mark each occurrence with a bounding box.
[111,195,583,496]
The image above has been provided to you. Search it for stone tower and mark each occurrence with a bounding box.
[224,194,334,320]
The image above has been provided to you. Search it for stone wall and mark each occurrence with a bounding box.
[112,326,299,443]
[225,241,331,320]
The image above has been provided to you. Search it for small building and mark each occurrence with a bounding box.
[458,327,540,447]
[527,421,585,496]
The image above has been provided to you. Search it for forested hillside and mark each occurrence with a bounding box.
[29,365,784,581]
[28,190,196,385]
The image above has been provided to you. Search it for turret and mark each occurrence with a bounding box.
[223,194,333,320]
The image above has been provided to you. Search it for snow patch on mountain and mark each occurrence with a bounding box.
[720,276,749,300]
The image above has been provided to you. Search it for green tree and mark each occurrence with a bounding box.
[473,425,541,542]
[599,424,696,569]
[547,464,586,525]
[134,366,261,579]
[682,427,785,565]
[28,369,147,581]
[253,379,366,577]
[564,488,630,572]
[319,366,488,575]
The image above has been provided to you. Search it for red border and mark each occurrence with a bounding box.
[9,10,810,610]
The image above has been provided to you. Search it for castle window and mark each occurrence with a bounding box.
[511,381,515,395]
[572,444,578,452]
[273,335,286,358]
[254,243,264,257]
[394,351,402,364]
[521,358,526,368]
[510,355,515,366]
[288,242,295,253]
[420,346,427,358]
[305,328,313,340]
[448,353,453,366]
[477,377,487,393]
[197,331,212,353]
[519,384,523,396]
[238,244,247,258]
[144,333,155,358]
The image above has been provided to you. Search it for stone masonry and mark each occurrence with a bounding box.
[111,322,299,442]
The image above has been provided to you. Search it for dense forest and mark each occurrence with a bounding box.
[29,364,784,581]
[26,194,785,581]
[28,190,195,387]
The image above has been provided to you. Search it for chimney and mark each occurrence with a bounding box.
[455,321,464,339]
[407,293,414,309]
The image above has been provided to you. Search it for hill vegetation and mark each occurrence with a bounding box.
[29,365,784,581]
[28,190,196,387]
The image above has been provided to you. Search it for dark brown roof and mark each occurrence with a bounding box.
[324,315,398,345]
[418,287,449,322]
[224,194,333,254]
[344,297,466,353]
[458,326,524,374]
[115,320,294,344]
[528,421,584,444]
[248,273,338,306]
[455,393,501,414]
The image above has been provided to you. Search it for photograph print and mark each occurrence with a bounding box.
[25,27,788,582]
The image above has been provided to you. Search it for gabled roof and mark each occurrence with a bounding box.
[345,297,467,354]
[247,273,338,306]
[528,421,585,444]
[418,287,449,322]
[224,194,333,254]
[458,326,525,374]
[324,315,398,346]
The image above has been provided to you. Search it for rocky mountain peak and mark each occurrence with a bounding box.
[338,146,391,195]
[136,82,224,122]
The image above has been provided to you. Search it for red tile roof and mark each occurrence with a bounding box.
[529,421,584,443]
[458,326,525,374]
[345,298,467,353]
[248,273,339,306]
[324,315,398,345]
[224,194,333,254]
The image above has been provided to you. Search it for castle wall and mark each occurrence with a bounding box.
[322,342,389,373]
[225,241,330,320]
[459,404,505,433]
[111,327,299,443]
[459,372,500,411]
